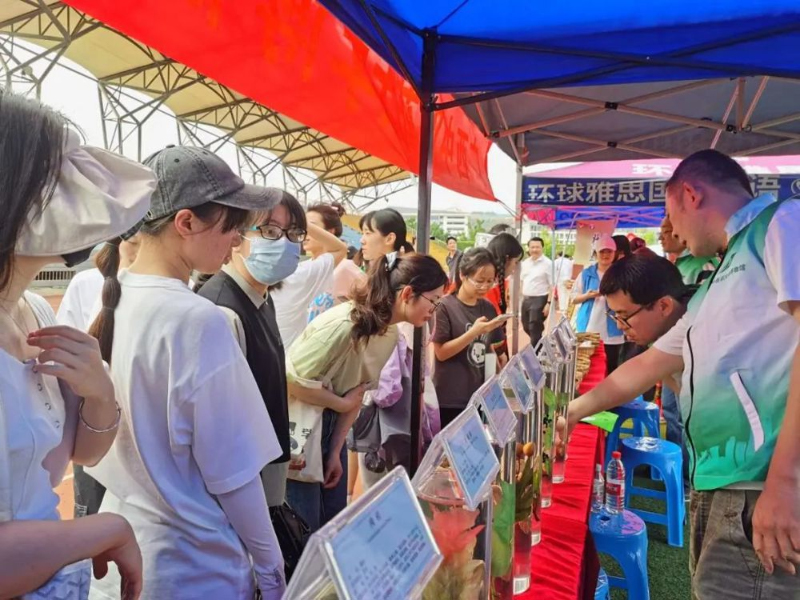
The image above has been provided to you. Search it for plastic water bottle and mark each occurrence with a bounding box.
[605,451,626,514]
[591,464,605,512]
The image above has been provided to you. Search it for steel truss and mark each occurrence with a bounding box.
[0,0,413,206]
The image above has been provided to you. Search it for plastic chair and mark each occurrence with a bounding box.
[595,568,611,600]
[605,397,660,466]
[621,436,685,548]
[590,510,650,600]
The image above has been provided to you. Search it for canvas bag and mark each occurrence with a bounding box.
[286,349,351,483]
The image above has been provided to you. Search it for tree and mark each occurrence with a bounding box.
[460,218,486,243]
[430,222,449,242]
[404,216,448,242]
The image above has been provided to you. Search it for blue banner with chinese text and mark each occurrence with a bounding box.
[523,175,800,207]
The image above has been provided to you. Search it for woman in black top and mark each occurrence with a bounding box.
[432,248,508,428]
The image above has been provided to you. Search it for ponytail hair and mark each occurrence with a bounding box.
[89,201,251,364]
[454,247,496,293]
[88,238,123,362]
[487,233,523,314]
[366,208,413,253]
[350,253,448,345]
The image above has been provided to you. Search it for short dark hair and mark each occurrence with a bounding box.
[307,203,343,237]
[528,237,544,247]
[667,149,754,197]
[600,254,688,306]
[446,236,458,243]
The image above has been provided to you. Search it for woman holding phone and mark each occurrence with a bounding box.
[432,248,507,428]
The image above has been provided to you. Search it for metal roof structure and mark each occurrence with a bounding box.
[461,77,800,166]
[0,0,414,205]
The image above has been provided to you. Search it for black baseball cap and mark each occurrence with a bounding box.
[142,145,282,222]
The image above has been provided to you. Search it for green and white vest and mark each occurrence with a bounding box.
[681,194,797,491]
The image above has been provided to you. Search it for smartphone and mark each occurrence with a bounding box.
[493,313,515,322]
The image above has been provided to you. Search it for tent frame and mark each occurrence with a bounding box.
[349,0,800,474]
[0,0,416,206]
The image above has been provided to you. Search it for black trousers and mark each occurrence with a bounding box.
[522,295,548,348]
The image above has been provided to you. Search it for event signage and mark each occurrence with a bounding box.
[519,345,546,390]
[522,174,800,207]
[503,355,534,413]
[286,469,441,600]
[558,318,577,344]
[442,407,500,510]
[474,376,517,444]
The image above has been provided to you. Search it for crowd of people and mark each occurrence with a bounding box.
[2,91,799,600]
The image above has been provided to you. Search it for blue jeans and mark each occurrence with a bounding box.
[661,385,689,482]
[286,410,348,532]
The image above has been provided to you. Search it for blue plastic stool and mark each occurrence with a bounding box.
[621,437,685,548]
[605,397,660,466]
[590,510,650,600]
[595,568,610,600]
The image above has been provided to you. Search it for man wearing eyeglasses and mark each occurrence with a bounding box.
[599,253,692,481]
[568,150,800,600]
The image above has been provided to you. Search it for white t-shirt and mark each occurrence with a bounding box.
[271,253,336,348]
[87,271,281,599]
[574,269,624,345]
[553,257,574,283]
[0,293,74,523]
[56,268,104,331]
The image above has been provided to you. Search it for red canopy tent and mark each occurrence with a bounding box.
[62,0,495,200]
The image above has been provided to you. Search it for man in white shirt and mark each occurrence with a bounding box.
[567,149,800,599]
[553,252,574,312]
[519,237,552,347]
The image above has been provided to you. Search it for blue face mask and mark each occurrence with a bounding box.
[242,236,301,286]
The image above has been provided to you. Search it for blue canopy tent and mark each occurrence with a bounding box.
[317,0,800,471]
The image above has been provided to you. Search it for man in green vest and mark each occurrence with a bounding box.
[568,150,800,599]
[659,214,719,285]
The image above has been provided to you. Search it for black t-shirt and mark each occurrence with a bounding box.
[432,294,503,409]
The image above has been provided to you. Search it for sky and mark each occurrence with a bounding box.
[17,40,572,218]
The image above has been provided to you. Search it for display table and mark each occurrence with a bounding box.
[519,344,606,600]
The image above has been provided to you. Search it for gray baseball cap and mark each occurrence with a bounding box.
[142,145,282,222]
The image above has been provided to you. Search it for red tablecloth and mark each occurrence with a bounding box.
[519,345,606,600]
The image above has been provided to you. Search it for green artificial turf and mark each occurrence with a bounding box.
[597,472,691,600]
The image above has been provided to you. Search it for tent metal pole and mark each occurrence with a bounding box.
[510,157,524,355]
[410,30,436,476]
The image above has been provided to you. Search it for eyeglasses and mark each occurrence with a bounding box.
[467,277,496,290]
[250,224,307,243]
[420,293,442,310]
[606,303,653,328]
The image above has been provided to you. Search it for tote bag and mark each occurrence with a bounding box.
[286,349,350,484]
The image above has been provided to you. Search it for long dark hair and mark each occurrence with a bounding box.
[88,201,250,363]
[366,208,414,253]
[487,233,523,313]
[0,92,67,291]
[454,247,497,293]
[350,253,448,345]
